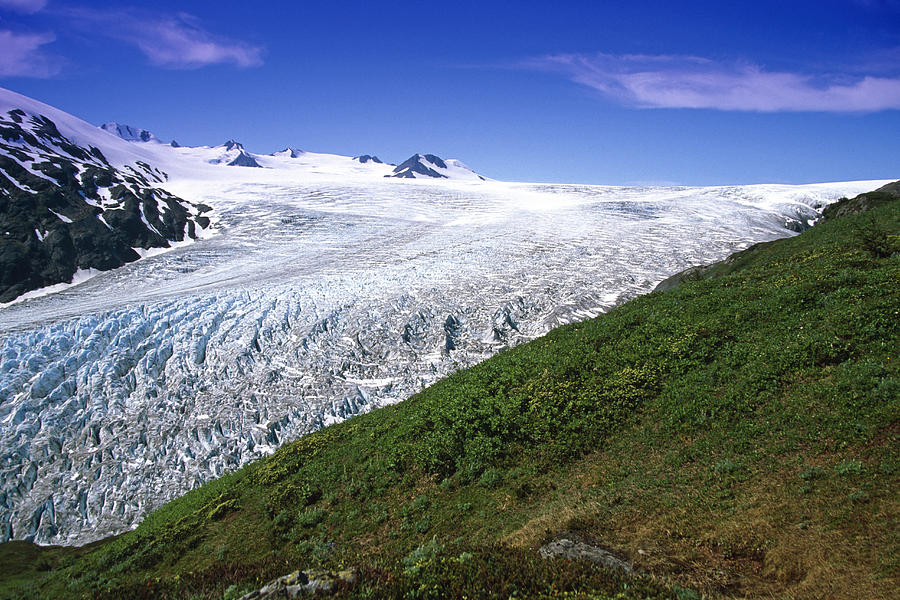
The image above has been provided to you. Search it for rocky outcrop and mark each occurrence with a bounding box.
[387,154,449,178]
[539,537,633,573]
[353,154,383,164]
[0,107,211,303]
[228,152,262,168]
[100,122,158,143]
[209,140,262,168]
[238,569,356,599]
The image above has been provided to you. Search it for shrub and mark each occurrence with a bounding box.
[834,460,864,476]
[800,466,825,481]
[478,468,504,488]
[297,508,325,528]
[714,459,739,475]
[856,213,898,259]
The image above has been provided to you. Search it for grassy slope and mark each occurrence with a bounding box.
[2,190,898,599]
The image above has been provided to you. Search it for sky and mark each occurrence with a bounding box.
[0,0,898,185]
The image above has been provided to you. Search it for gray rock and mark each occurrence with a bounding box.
[239,569,356,599]
[539,538,632,573]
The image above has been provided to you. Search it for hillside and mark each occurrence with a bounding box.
[0,92,211,303]
[0,186,897,599]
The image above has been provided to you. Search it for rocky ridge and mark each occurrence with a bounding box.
[0,107,211,303]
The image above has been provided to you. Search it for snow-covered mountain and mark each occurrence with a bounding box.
[388,153,485,180]
[100,122,160,144]
[0,86,889,547]
[0,89,212,304]
[272,147,304,158]
[207,140,262,167]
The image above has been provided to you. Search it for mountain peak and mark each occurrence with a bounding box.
[387,153,485,180]
[272,147,304,158]
[100,122,158,143]
[353,154,384,164]
[228,151,262,167]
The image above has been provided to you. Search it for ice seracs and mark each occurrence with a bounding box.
[387,153,486,180]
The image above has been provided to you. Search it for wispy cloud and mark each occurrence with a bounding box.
[0,29,59,77]
[0,0,47,14]
[130,13,263,69]
[529,53,900,113]
[66,9,263,69]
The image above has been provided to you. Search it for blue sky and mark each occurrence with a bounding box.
[0,0,898,185]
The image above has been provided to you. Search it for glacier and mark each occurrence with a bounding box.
[0,149,888,545]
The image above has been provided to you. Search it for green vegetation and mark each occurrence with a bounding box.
[1,187,897,599]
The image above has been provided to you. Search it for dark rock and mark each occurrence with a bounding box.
[443,314,461,352]
[0,106,211,303]
[353,154,383,164]
[388,154,449,179]
[100,123,157,143]
[227,151,262,168]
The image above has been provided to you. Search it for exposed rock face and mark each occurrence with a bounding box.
[100,122,158,143]
[388,154,449,178]
[0,108,211,303]
[228,152,262,168]
[353,154,383,164]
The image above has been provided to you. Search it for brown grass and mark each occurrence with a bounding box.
[493,424,900,600]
